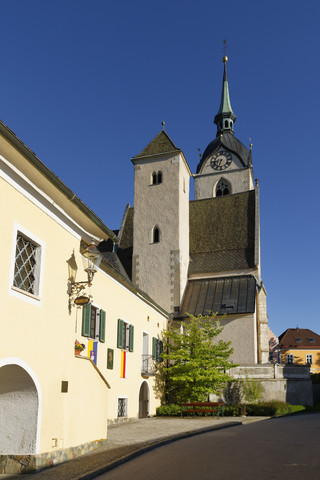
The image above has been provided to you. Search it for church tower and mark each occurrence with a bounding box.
[111,55,269,364]
[194,56,254,201]
[131,127,191,314]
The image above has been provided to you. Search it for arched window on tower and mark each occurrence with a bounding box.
[215,178,231,197]
[151,171,162,185]
[224,120,229,128]
[152,226,160,243]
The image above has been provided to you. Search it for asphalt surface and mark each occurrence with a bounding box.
[93,413,320,480]
[1,416,269,480]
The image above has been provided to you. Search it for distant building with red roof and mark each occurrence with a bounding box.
[278,328,320,373]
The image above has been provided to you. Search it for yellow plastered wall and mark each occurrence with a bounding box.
[1,175,109,453]
[281,349,320,373]
[0,140,168,454]
[78,267,167,421]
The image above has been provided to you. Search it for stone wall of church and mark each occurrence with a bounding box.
[195,167,253,200]
[257,286,270,363]
[132,153,189,314]
[219,314,257,364]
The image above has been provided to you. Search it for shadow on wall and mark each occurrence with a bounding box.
[0,364,39,454]
[283,364,313,406]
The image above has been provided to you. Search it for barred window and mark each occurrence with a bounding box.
[13,234,41,296]
[117,397,128,417]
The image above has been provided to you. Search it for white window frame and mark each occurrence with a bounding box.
[286,354,294,364]
[306,354,313,365]
[9,223,45,306]
[142,331,149,356]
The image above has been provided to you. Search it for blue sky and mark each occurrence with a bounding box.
[1,0,319,337]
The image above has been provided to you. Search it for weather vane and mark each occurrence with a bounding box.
[222,38,228,55]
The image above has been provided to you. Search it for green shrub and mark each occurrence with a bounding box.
[304,403,320,412]
[245,401,305,416]
[223,405,240,416]
[156,404,181,416]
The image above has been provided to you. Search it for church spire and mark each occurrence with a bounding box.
[214,56,236,137]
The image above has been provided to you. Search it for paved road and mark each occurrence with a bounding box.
[95,414,320,480]
[0,417,246,479]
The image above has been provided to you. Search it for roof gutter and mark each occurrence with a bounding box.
[0,119,118,243]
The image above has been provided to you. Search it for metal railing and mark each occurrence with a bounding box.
[141,355,156,376]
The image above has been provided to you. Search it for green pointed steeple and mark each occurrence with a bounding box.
[214,56,236,136]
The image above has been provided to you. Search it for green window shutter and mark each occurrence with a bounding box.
[159,340,163,361]
[152,337,157,360]
[99,310,106,343]
[117,319,124,349]
[129,325,134,352]
[82,304,91,337]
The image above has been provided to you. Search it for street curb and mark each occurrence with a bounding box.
[77,421,241,480]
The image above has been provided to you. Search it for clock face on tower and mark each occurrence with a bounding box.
[209,150,232,171]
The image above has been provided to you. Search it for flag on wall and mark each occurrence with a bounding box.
[88,340,98,365]
[120,350,126,378]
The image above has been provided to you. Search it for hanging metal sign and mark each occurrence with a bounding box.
[74,295,90,305]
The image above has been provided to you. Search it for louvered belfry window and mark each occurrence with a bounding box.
[13,234,40,295]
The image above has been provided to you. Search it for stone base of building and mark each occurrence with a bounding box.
[0,438,107,475]
[107,416,138,425]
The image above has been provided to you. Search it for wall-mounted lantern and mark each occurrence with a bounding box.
[68,240,102,296]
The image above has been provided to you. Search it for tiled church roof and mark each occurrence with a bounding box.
[132,130,181,160]
[189,190,255,273]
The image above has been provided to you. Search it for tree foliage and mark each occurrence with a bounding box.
[161,313,237,403]
[241,371,263,403]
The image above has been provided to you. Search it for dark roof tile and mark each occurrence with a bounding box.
[279,328,320,348]
[132,130,181,160]
[189,191,255,272]
[179,275,256,317]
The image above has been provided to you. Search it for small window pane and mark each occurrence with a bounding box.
[286,354,294,364]
[306,354,313,365]
[13,234,39,295]
[90,306,98,339]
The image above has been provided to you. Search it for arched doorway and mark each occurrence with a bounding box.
[0,363,39,454]
[138,381,149,418]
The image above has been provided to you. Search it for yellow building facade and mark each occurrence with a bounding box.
[0,119,168,470]
[279,328,320,374]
